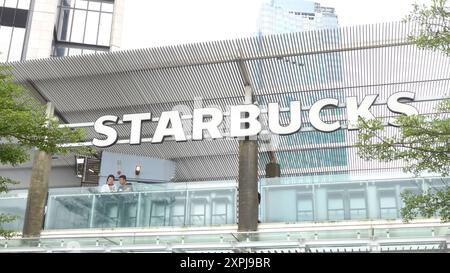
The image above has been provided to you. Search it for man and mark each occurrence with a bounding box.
[100,174,117,193]
[117,175,133,192]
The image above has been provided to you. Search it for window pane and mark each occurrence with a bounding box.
[75,0,88,9]
[379,192,397,218]
[69,47,82,56]
[83,49,95,55]
[380,196,396,208]
[0,26,12,61]
[17,0,30,9]
[101,2,113,12]
[84,10,99,44]
[13,8,28,28]
[97,12,111,46]
[350,196,365,209]
[4,0,17,8]
[328,198,343,209]
[57,8,73,41]
[88,1,100,11]
[349,193,366,219]
[70,9,86,43]
[61,0,75,8]
[297,195,313,221]
[297,199,312,210]
[54,45,68,57]
[8,26,24,61]
[0,7,16,26]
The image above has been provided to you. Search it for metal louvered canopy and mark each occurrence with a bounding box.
[6,21,450,182]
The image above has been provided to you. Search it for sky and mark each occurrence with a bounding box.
[120,0,428,49]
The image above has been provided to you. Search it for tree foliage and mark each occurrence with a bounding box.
[356,0,450,223]
[401,186,450,222]
[0,66,92,238]
[356,99,450,177]
[405,0,450,56]
[356,98,450,223]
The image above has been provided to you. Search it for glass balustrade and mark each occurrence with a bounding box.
[0,175,448,231]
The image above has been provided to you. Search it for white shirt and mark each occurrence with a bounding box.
[100,184,117,193]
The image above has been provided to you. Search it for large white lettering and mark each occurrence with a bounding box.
[90,93,419,147]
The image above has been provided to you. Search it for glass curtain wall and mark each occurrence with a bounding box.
[53,0,114,57]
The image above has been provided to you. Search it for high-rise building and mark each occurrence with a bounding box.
[0,0,123,62]
[258,0,338,35]
[256,0,347,178]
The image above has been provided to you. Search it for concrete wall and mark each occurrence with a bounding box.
[110,0,124,51]
[0,166,81,189]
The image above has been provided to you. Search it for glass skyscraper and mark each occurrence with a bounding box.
[255,0,347,178]
[258,0,338,35]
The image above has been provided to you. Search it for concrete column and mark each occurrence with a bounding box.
[237,84,259,232]
[110,0,125,51]
[22,103,54,238]
[238,139,259,231]
[24,0,59,60]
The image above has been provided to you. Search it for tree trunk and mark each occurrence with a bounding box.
[22,102,54,238]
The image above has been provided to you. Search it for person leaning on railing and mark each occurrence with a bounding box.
[117,175,133,192]
[100,174,118,193]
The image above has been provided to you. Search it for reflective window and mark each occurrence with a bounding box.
[97,12,112,46]
[84,11,99,44]
[8,26,24,60]
[296,192,314,221]
[53,44,108,57]
[68,47,82,56]
[328,192,345,220]
[61,0,75,8]
[56,8,73,41]
[0,6,29,27]
[379,189,398,219]
[0,26,13,62]
[0,0,31,62]
[75,0,88,9]
[349,191,367,220]
[4,0,17,8]
[70,9,86,43]
[88,1,100,11]
[54,0,114,57]
[101,2,113,12]
[17,0,29,9]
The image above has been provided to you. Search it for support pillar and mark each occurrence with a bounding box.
[238,139,259,232]
[237,83,259,232]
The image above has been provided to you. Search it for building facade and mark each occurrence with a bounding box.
[0,5,448,252]
[0,0,123,62]
[258,0,338,35]
[256,0,347,178]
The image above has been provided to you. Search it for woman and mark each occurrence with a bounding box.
[100,174,117,193]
